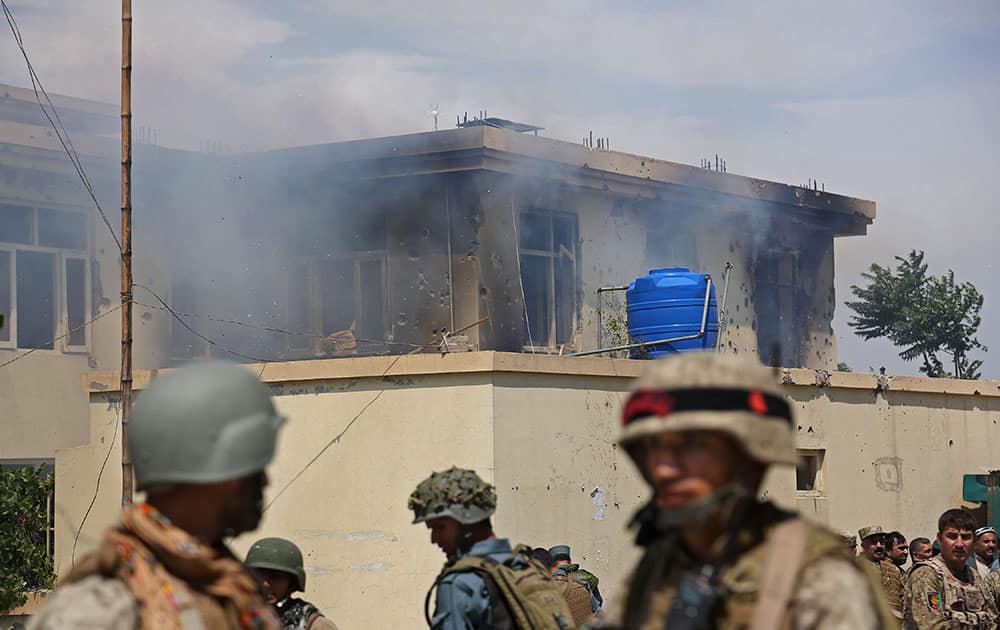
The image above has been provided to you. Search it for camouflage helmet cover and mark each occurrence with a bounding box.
[408,466,497,525]
[245,537,306,592]
[129,361,284,490]
[618,352,797,468]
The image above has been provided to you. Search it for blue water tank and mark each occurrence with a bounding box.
[626,268,718,359]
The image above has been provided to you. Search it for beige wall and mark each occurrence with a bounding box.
[54,353,1000,627]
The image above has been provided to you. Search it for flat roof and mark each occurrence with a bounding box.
[258,126,875,236]
[83,351,999,398]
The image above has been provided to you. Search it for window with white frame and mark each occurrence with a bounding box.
[0,203,90,351]
[518,210,578,349]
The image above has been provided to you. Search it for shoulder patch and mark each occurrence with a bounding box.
[926,592,941,611]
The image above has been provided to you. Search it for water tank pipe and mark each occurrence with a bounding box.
[572,276,713,357]
[715,262,733,352]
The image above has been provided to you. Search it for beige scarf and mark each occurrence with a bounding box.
[67,503,279,630]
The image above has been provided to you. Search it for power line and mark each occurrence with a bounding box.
[131,299,426,349]
[0,304,124,370]
[263,351,405,512]
[132,283,271,364]
[71,397,120,567]
[1,0,124,256]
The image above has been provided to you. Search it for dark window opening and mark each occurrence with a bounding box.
[65,258,86,346]
[16,250,56,349]
[38,208,87,250]
[286,262,311,351]
[0,204,33,245]
[796,449,825,494]
[518,210,578,348]
[0,251,11,343]
[756,251,799,367]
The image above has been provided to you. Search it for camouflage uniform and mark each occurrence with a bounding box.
[591,353,896,630]
[903,556,995,629]
[878,557,906,621]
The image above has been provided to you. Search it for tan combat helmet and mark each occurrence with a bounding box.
[618,352,797,472]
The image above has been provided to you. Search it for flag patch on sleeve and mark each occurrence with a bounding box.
[927,592,941,611]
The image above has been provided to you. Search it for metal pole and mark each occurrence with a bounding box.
[120,0,134,507]
[445,183,455,333]
[716,262,733,352]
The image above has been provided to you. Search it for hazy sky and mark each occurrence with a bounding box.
[2,0,997,378]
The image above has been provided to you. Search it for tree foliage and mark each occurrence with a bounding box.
[0,465,56,612]
[845,250,986,379]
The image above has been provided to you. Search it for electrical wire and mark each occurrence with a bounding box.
[1,0,124,256]
[133,283,272,364]
[71,395,120,567]
[0,303,124,370]
[263,351,405,512]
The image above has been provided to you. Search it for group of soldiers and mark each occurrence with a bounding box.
[22,352,1000,628]
[845,519,1000,628]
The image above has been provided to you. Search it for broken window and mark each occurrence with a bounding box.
[796,449,825,495]
[755,250,799,367]
[286,251,388,356]
[518,210,578,348]
[0,205,90,351]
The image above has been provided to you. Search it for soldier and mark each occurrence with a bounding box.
[888,532,909,569]
[532,548,594,626]
[29,361,284,629]
[409,466,574,629]
[843,533,859,556]
[245,537,340,629]
[909,538,934,563]
[860,526,887,563]
[548,545,603,612]
[903,508,995,629]
[857,527,904,620]
[591,353,894,629]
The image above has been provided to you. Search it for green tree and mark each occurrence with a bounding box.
[845,250,986,379]
[0,465,56,612]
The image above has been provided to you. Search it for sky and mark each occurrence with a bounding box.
[1,0,997,378]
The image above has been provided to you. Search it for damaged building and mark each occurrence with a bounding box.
[149,117,875,370]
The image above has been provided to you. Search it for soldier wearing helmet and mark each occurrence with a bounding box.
[409,467,507,628]
[591,353,895,630]
[29,362,284,630]
[245,537,340,630]
[409,466,575,629]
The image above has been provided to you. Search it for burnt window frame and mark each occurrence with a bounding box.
[755,248,799,367]
[517,209,579,350]
[0,203,91,353]
[286,250,390,357]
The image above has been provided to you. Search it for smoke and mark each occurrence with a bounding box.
[1,0,997,375]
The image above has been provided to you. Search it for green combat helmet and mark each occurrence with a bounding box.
[245,537,307,592]
[408,466,497,524]
[129,361,284,490]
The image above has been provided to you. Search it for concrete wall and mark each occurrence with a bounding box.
[53,354,1000,627]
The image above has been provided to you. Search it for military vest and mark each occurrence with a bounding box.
[903,556,993,629]
[620,509,896,629]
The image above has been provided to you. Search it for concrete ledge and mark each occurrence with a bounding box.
[82,352,1000,397]
[3,591,50,616]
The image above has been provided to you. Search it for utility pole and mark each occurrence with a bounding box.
[120,0,134,506]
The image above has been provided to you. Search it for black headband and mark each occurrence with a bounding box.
[623,388,792,426]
